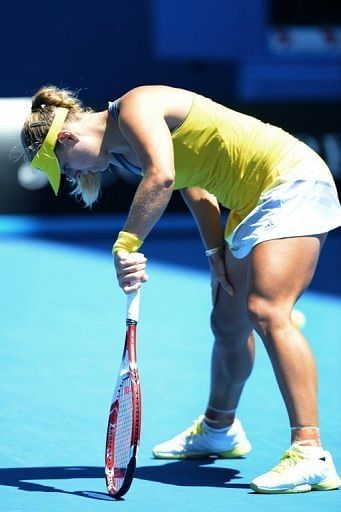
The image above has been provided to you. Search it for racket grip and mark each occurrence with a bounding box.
[126,289,140,323]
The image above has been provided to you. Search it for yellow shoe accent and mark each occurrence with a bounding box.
[311,477,341,491]
[271,448,304,473]
[153,416,251,459]
[251,445,341,494]
[217,443,252,459]
[250,482,312,494]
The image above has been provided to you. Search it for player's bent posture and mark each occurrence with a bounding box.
[21,85,341,494]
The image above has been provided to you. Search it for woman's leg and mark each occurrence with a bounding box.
[152,246,254,459]
[248,234,341,493]
[205,246,254,428]
[247,234,327,445]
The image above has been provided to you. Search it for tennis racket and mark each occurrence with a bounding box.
[105,289,141,498]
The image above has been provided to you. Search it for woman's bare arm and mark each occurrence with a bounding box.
[180,187,225,249]
[181,187,234,295]
[117,89,176,240]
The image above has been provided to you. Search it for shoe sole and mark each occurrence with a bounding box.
[250,476,341,494]
[153,442,252,460]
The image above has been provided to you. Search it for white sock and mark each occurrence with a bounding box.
[203,420,231,435]
[292,442,324,454]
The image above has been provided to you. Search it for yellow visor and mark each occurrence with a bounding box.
[30,107,69,195]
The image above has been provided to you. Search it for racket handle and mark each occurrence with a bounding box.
[126,289,140,323]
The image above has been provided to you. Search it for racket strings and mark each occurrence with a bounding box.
[112,377,134,489]
[105,326,141,497]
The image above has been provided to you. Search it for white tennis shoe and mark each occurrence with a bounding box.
[251,443,341,493]
[152,415,251,459]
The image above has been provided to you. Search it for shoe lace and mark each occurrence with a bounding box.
[271,449,304,474]
[182,417,204,438]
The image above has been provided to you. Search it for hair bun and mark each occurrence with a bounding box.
[31,85,83,111]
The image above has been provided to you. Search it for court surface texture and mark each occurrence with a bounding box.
[1,214,340,512]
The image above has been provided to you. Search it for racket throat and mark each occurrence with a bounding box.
[126,319,137,326]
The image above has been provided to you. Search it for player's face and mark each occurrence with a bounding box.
[55,132,109,180]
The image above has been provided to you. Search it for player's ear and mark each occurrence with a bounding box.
[58,131,79,146]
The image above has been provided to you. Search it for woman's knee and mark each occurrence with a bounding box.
[210,298,251,348]
[247,293,290,336]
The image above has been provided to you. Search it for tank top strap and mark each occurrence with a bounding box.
[108,99,120,123]
[107,99,144,178]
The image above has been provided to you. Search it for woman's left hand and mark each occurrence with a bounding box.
[114,250,149,294]
[208,250,234,296]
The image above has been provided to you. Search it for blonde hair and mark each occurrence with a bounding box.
[70,173,102,208]
[21,85,101,207]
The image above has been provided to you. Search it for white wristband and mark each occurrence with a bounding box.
[205,246,223,257]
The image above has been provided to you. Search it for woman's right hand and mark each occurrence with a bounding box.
[208,249,234,297]
[114,250,149,294]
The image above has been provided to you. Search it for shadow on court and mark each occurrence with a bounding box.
[0,461,249,498]
[0,466,115,501]
[135,460,250,489]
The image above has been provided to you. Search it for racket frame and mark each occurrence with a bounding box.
[105,290,141,498]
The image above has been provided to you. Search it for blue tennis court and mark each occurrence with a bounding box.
[1,214,340,512]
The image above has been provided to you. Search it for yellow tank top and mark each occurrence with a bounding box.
[171,93,315,233]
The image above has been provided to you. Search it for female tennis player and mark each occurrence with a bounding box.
[21,85,341,493]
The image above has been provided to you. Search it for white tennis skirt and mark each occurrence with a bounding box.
[226,159,341,259]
